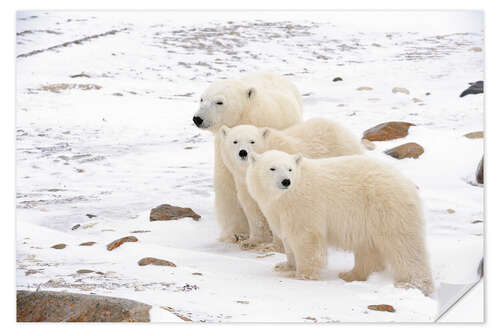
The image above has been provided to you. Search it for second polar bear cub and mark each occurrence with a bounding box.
[220,118,364,249]
[246,150,434,296]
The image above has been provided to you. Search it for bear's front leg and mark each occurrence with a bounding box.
[274,239,296,272]
[288,231,327,280]
[214,136,249,242]
[236,184,273,249]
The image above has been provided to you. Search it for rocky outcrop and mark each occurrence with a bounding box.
[17,290,151,322]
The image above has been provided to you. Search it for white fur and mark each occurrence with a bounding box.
[193,72,303,242]
[219,119,364,249]
[246,150,434,296]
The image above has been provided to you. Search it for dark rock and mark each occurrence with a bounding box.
[460,81,483,98]
[384,142,424,159]
[107,236,138,251]
[150,204,201,222]
[477,258,483,278]
[17,290,151,322]
[71,224,81,230]
[138,257,176,267]
[332,77,343,82]
[51,243,66,249]
[362,122,415,141]
[86,214,97,219]
[476,156,484,184]
[79,241,96,246]
[130,230,151,234]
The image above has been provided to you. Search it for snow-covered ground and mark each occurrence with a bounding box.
[15,11,484,322]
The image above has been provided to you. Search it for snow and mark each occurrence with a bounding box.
[16,11,483,322]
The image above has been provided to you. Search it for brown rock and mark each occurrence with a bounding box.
[412,98,423,103]
[470,47,482,52]
[137,257,176,267]
[384,142,424,159]
[362,121,415,141]
[79,241,96,246]
[357,86,373,91]
[464,131,483,139]
[76,269,94,274]
[106,236,138,251]
[476,156,484,184]
[150,204,201,222]
[368,304,396,312]
[392,87,410,95]
[447,209,456,214]
[17,290,151,322]
[361,139,376,151]
[51,244,66,249]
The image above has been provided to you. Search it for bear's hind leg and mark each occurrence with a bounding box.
[381,237,434,296]
[274,240,296,272]
[339,246,386,282]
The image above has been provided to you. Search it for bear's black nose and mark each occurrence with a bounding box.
[193,116,203,127]
[239,150,248,158]
[281,179,291,187]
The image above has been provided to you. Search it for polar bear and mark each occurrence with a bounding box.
[219,118,364,250]
[193,72,303,242]
[246,150,434,296]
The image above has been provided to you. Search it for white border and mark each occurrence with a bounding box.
[3,0,498,331]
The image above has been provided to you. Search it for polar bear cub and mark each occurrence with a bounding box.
[246,150,434,296]
[219,118,364,250]
[193,72,303,243]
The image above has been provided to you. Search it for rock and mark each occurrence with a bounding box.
[51,243,66,249]
[384,142,424,159]
[392,87,410,95]
[71,224,80,230]
[17,290,151,322]
[470,47,482,52]
[150,204,201,222]
[86,213,97,218]
[411,98,423,103]
[460,81,483,98]
[76,269,94,274]
[236,300,249,304]
[371,42,381,47]
[476,156,484,184]
[130,230,151,233]
[361,139,376,151]
[332,77,343,82]
[357,86,373,91]
[25,269,43,276]
[362,121,415,141]
[367,304,395,313]
[477,258,483,278]
[337,104,345,107]
[464,131,483,139]
[447,209,456,214]
[192,272,203,276]
[137,257,176,267]
[472,220,483,224]
[106,236,138,251]
[79,241,96,246]
[69,73,91,78]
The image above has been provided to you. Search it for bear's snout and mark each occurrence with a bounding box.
[239,149,248,159]
[281,178,291,187]
[193,116,204,127]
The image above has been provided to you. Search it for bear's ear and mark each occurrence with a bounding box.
[294,154,303,165]
[247,87,256,99]
[261,128,270,139]
[220,125,228,137]
[249,152,259,164]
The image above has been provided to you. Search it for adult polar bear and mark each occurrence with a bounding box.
[193,72,303,242]
[246,150,434,296]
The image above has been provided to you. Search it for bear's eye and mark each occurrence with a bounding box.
[250,140,255,144]
[216,101,223,105]
[233,140,238,144]
[288,168,292,172]
[270,168,276,171]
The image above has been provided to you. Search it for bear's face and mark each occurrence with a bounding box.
[220,125,267,176]
[248,150,302,202]
[193,80,255,132]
